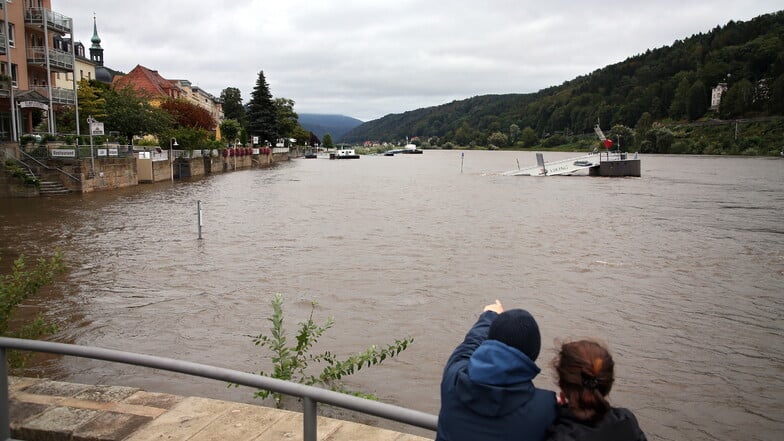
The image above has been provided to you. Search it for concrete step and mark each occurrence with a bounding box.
[9,377,433,441]
[38,181,70,195]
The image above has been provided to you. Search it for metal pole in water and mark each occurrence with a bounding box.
[197,200,203,240]
[460,152,464,173]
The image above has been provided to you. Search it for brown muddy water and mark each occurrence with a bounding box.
[1,150,782,440]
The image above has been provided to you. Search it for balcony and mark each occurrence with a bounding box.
[0,33,6,55]
[26,46,73,71]
[24,8,72,34]
[28,85,76,105]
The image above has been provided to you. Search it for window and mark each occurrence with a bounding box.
[88,72,91,80]
[79,70,83,80]
[11,64,18,86]
[8,23,14,47]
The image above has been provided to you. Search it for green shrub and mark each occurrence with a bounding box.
[236,293,413,407]
[1,252,64,369]
[3,162,39,187]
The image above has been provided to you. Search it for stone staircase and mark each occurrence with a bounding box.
[23,169,71,196]
[38,179,71,195]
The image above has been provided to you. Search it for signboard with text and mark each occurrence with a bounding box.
[51,149,76,158]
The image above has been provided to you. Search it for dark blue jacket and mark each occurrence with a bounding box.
[436,311,557,441]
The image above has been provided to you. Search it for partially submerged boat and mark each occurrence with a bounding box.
[329,147,360,159]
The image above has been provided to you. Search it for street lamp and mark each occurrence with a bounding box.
[170,138,178,182]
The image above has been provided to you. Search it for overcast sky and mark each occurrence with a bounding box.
[56,1,781,122]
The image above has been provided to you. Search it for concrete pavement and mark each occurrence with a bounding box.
[8,377,433,441]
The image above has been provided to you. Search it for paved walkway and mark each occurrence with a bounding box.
[8,377,433,441]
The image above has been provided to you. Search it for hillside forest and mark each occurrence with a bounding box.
[342,11,784,155]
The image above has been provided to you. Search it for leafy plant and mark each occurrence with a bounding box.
[3,161,39,187]
[0,252,65,369]
[237,293,413,407]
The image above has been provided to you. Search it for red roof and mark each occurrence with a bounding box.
[112,65,181,99]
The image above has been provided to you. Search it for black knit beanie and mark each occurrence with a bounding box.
[487,309,541,361]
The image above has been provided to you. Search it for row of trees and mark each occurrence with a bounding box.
[53,70,314,151]
[411,112,780,156]
[219,71,314,148]
[56,79,220,149]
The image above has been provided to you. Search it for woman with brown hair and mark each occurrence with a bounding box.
[546,340,646,441]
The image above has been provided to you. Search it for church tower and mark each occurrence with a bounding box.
[89,15,104,66]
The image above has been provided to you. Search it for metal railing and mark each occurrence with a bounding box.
[24,8,72,34]
[25,46,73,71]
[18,150,80,182]
[0,337,437,441]
[28,86,76,105]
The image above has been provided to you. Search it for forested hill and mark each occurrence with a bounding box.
[341,10,784,147]
[297,113,363,142]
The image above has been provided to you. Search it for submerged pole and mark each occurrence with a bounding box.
[197,200,203,240]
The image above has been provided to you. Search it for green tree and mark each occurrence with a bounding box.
[669,76,691,120]
[634,112,653,142]
[509,124,521,144]
[160,127,213,150]
[768,74,784,114]
[1,252,65,368]
[274,98,299,141]
[322,133,334,148]
[292,125,312,146]
[520,127,538,147]
[220,119,242,144]
[56,79,107,135]
[686,80,708,120]
[240,294,413,407]
[220,87,246,127]
[609,125,635,151]
[104,86,173,141]
[246,71,278,146]
[541,134,567,148]
[487,131,509,148]
[643,127,675,153]
[720,79,755,118]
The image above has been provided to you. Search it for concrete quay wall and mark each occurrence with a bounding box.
[2,146,289,196]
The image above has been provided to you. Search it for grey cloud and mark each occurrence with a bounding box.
[57,0,782,121]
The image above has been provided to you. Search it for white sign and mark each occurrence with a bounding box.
[252,136,259,145]
[252,148,260,155]
[51,149,76,158]
[90,122,105,136]
[108,148,118,157]
[137,151,151,159]
[97,149,107,157]
[19,101,48,110]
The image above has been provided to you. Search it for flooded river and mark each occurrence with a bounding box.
[1,150,782,440]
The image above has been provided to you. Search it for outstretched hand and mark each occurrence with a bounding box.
[483,299,504,314]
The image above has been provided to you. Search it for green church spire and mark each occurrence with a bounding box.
[91,14,101,49]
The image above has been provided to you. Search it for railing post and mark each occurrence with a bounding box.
[0,347,10,440]
[303,396,317,441]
